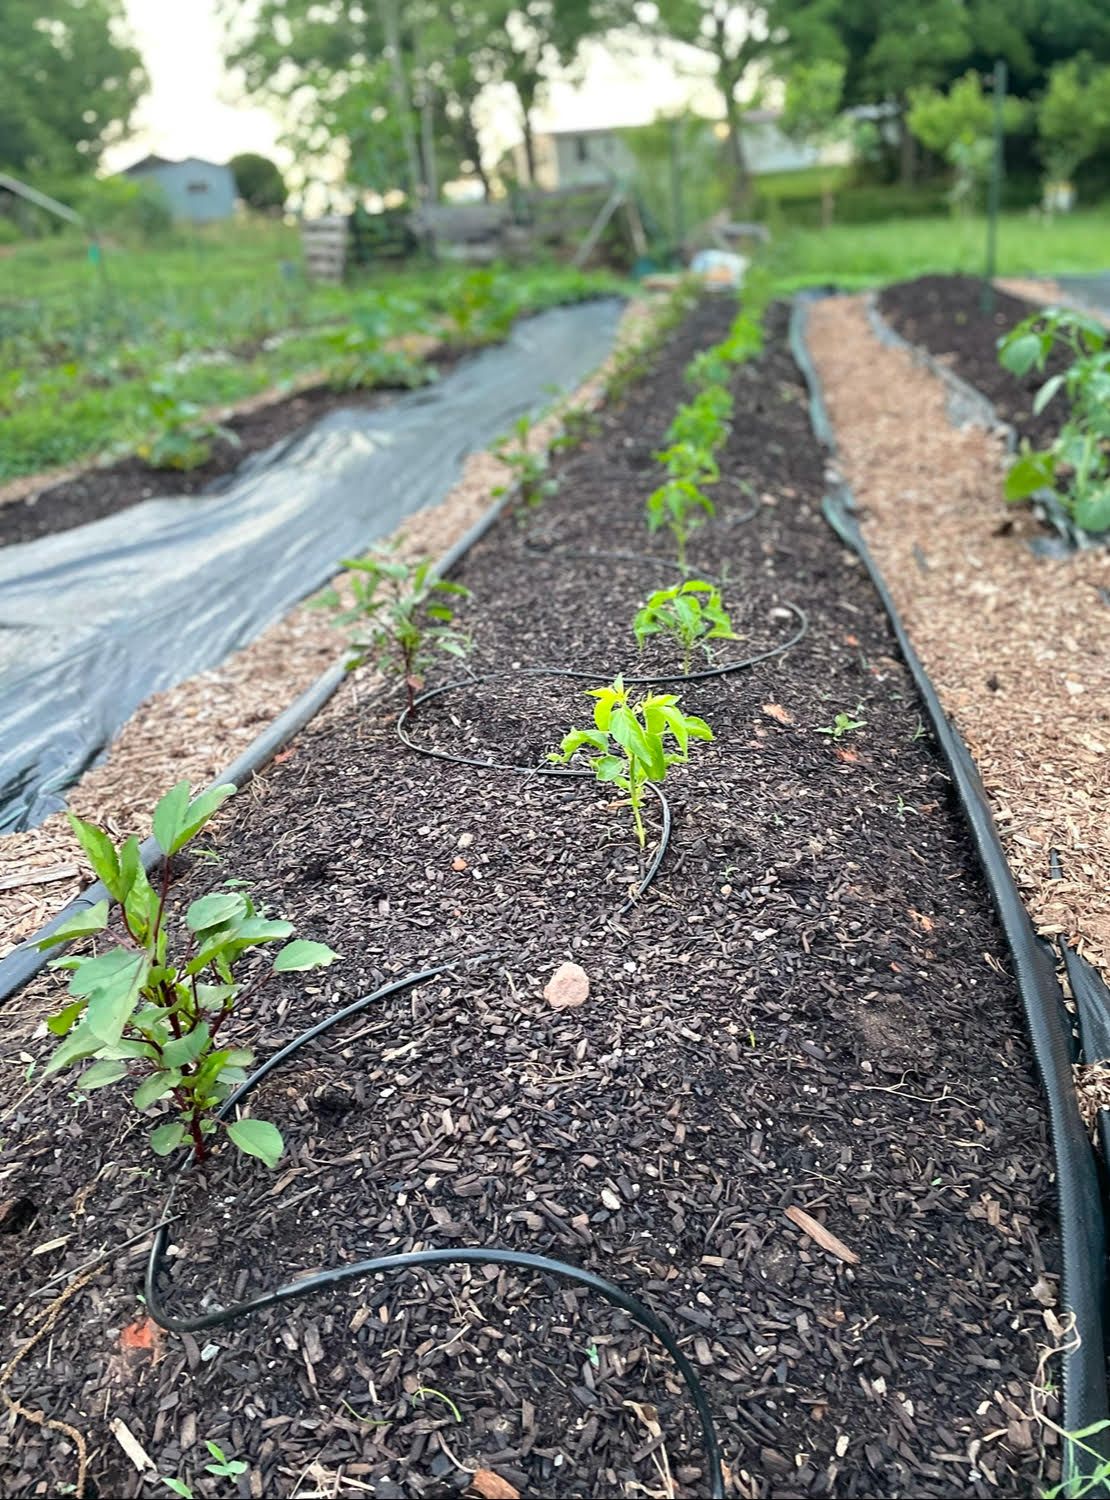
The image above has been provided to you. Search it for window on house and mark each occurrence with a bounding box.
[575,136,588,163]
[187,180,209,194]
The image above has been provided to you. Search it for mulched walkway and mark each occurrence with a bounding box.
[0,300,1059,1498]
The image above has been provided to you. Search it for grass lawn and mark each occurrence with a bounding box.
[768,207,1110,291]
[0,222,622,481]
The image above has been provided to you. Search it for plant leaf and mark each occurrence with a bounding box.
[84,953,149,1046]
[163,1022,211,1071]
[186,891,248,933]
[36,901,109,950]
[134,1070,182,1109]
[150,1121,186,1156]
[227,1117,283,1168]
[66,814,120,893]
[274,939,340,972]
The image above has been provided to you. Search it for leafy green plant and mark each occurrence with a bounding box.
[551,402,600,453]
[633,579,737,674]
[203,1440,248,1479]
[685,344,733,391]
[549,676,713,848]
[999,308,1110,535]
[817,710,866,740]
[320,545,470,711]
[667,385,733,450]
[328,341,436,392]
[645,442,717,568]
[494,413,558,509]
[136,381,238,471]
[38,781,338,1167]
[444,268,516,345]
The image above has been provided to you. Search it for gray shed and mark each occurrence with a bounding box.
[120,155,236,223]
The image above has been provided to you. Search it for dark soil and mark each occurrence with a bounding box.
[877,273,1067,450]
[0,355,468,551]
[0,301,1059,1499]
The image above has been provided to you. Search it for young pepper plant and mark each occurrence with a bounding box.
[38,781,339,1168]
[998,308,1110,535]
[320,546,470,712]
[633,580,737,675]
[493,414,558,509]
[550,676,713,849]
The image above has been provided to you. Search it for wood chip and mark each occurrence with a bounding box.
[784,1205,860,1265]
[109,1416,154,1472]
[466,1471,521,1500]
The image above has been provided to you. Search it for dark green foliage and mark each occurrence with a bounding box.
[38,781,338,1167]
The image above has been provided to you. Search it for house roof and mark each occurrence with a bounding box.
[119,154,228,175]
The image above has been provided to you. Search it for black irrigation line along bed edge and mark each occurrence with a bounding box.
[790,290,1110,1493]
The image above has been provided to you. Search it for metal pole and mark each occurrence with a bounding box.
[982,59,1007,313]
[669,117,684,255]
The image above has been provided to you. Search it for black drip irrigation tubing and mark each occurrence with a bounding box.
[791,292,1110,1489]
[144,960,725,1491]
[5,381,798,1496]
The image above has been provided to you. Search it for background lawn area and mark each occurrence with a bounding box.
[766,207,1110,291]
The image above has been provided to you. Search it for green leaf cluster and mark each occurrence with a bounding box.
[493,413,558,510]
[633,579,737,675]
[39,780,339,1169]
[998,308,1110,535]
[135,380,239,472]
[324,544,471,711]
[550,675,713,848]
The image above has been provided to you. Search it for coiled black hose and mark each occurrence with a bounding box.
[145,960,726,1497]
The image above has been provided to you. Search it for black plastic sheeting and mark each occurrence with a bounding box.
[0,298,624,834]
[0,482,521,1007]
[791,292,1110,1491]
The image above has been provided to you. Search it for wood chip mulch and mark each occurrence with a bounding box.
[807,292,1110,984]
[0,299,1061,1498]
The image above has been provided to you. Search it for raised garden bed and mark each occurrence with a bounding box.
[876,274,1065,448]
[0,298,1060,1498]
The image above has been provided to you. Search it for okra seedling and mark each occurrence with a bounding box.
[319,545,470,712]
[39,781,339,1168]
[550,676,713,848]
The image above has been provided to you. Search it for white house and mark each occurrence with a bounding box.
[519,111,838,191]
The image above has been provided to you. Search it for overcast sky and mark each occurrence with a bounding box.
[111,0,722,172]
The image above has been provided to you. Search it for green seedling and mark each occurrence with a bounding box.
[204,1440,247,1479]
[685,344,733,391]
[320,545,470,713]
[999,307,1110,536]
[38,781,338,1167]
[551,403,600,452]
[411,1386,463,1423]
[667,386,733,451]
[817,710,867,740]
[136,381,237,471]
[656,439,720,488]
[550,675,713,848]
[493,413,557,509]
[645,475,715,568]
[162,1480,193,1499]
[633,579,737,675]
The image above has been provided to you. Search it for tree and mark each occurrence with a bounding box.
[230,152,287,211]
[222,0,632,201]
[1038,56,1110,186]
[0,0,146,175]
[907,71,1028,212]
[649,1,771,212]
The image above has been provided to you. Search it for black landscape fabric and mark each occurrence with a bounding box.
[0,298,623,832]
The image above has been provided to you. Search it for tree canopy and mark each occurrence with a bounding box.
[230,152,288,211]
[0,0,146,176]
